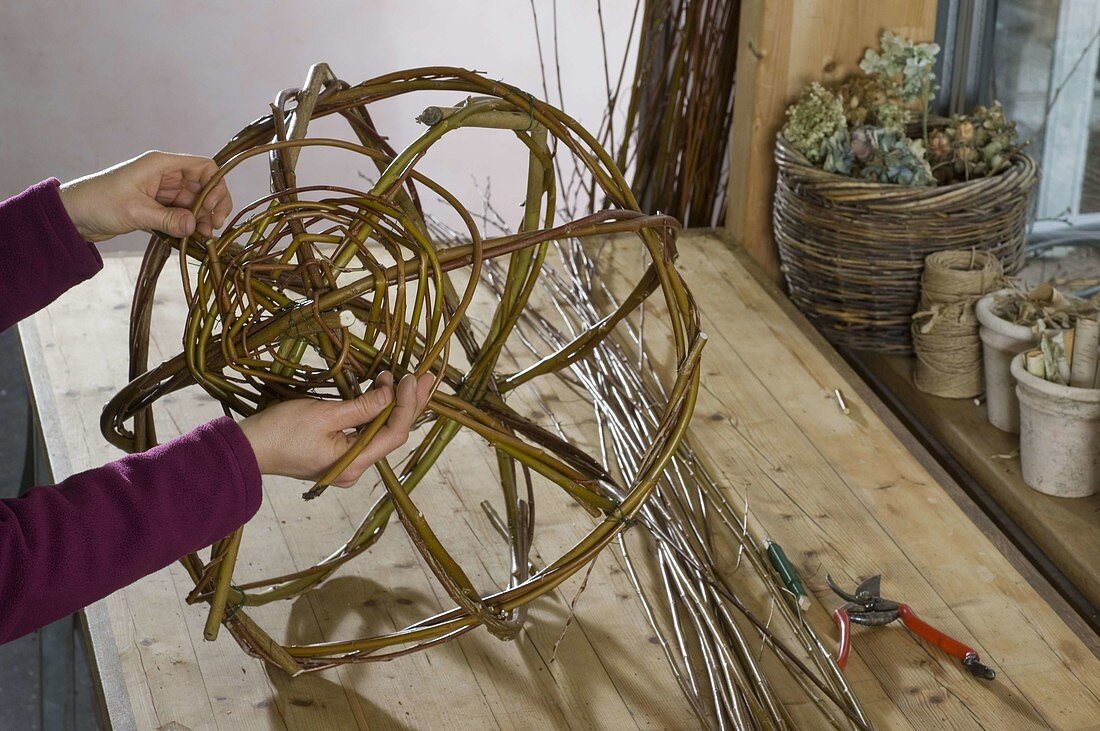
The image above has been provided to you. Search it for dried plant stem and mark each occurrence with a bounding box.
[615,0,740,227]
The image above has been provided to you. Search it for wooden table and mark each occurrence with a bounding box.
[849,353,1100,631]
[18,231,1100,730]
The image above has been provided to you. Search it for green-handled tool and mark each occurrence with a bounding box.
[764,538,811,610]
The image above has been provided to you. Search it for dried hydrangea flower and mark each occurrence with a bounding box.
[859,31,940,105]
[782,82,846,164]
[836,74,907,133]
[856,126,934,186]
[821,127,855,175]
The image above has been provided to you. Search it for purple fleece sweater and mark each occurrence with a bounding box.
[0,179,262,643]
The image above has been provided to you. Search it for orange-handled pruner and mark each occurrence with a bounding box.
[827,574,995,681]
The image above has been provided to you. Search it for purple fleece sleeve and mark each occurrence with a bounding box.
[0,178,103,333]
[0,417,263,643]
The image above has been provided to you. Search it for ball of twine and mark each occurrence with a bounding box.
[912,250,1004,398]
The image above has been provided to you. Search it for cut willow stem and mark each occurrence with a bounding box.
[203,527,243,641]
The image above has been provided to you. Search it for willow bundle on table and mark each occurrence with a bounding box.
[483,241,869,729]
[432,183,866,727]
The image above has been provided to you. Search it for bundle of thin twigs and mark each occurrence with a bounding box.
[615,0,739,227]
[529,0,739,227]
[102,63,704,674]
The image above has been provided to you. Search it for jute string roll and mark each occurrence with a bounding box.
[912,250,1004,397]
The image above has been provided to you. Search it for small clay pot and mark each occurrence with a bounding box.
[1011,353,1100,498]
[977,289,1038,433]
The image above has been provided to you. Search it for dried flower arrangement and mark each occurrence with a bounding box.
[782,32,1024,186]
[773,30,1038,354]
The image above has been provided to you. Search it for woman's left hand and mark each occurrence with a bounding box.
[58,151,232,243]
[238,371,435,487]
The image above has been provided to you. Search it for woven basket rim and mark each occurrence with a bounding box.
[774,131,1037,195]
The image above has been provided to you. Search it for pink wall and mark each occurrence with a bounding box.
[0,1,636,250]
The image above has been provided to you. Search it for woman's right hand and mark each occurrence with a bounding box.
[238,372,433,487]
[58,150,232,243]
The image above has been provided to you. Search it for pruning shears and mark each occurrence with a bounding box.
[827,574,996,681]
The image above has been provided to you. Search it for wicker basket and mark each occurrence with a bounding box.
[773,128,1038,354]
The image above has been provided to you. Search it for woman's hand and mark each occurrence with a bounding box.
[58,151,232,243]
[238,372,434,487]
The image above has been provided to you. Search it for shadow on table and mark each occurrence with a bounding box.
[261,575,419,730]
[264,569,688,730]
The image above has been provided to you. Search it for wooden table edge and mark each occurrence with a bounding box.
[18,316,137,731]
[697,226,1100,659]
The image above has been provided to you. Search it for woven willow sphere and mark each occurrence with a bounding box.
[102,65,703,674]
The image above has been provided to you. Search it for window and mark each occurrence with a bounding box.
[941,0,1100,224]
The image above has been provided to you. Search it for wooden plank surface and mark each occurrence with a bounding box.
[18,231,1100,730]
[851,352,1100,621]
[725,0,938,282]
